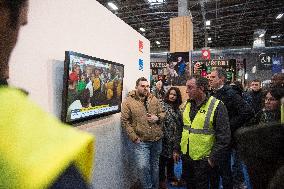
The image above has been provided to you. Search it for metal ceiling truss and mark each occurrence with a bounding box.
[97,0,284,51]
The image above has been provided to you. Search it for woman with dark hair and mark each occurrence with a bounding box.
[254,87,284,124]
[159,87,183,189]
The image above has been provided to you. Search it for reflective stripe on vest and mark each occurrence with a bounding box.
[0,87,94,189]
[180,96,219,160]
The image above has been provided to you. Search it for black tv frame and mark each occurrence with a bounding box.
[61,51,124,125]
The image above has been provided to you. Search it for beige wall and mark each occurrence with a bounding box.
[9,0,150,115]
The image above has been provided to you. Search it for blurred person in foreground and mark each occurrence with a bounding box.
[0,1,94,188]
[121,77,165,189]
[235,122,284,189]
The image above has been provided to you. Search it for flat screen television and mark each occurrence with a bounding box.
[61,51,124,124]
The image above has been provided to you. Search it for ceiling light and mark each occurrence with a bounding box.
[271,35,277,39]
[276,13,283,19]
[147,0,164,5]
[156,41,160,45]
[139,28,145,32]
[259,34,264,38]
[208,37,212,41]
[108,2,118,10]
[245,73,248,80]
[206,20,211,26]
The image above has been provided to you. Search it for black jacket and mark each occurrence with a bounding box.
[212,85,254,134]
[235,123,284,189]
[248,90,264,114]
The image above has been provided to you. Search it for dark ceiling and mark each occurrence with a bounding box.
[97,0,284,52]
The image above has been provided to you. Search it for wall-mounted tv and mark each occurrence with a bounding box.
[61,51,124,124]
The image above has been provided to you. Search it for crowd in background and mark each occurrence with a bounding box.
[148,71,284,189]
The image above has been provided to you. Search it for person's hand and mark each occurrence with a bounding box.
[146,114,159,123]
[134,138,141,144]
[208,158,214,168]
[173,151,180,163]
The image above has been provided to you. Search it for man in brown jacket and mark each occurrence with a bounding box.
[121,77,165,189]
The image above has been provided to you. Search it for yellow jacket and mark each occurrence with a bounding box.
[0,87,94,189]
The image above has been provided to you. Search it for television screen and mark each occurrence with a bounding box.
[62,51,124,124]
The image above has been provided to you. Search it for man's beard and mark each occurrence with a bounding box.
[138,90,148,97]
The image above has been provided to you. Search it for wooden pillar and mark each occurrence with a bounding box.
[170,16,193,53]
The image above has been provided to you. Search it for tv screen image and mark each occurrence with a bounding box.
[62,51,124,124]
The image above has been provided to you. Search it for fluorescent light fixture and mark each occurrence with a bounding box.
[156,41,161,45]
[271,35,277,39]
[245,73,248,80]
[108,2,118,10]
[139,28,145,32]
[208,37,212,41]
[276,13,283,19]
[147,0,164,4]
[259,34,264,38]
[206,20,211,26]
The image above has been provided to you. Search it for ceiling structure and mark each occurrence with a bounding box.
[97,0,284,52]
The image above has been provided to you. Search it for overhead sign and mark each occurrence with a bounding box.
[202,49,211,60]
[253,29,266,48]
[258,53,272,70]
[150,62,167,68]
[272,56,283,74]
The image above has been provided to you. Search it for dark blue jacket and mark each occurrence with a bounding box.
[212,85,254,134]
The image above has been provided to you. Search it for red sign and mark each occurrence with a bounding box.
[202,49,210,60]
[139,40,143,53]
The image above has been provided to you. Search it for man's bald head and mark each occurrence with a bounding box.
[0,0,28,81]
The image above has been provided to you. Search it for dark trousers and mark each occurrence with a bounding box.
[182,155,213,189]
[159,155,174,182]
[210,151,233,189]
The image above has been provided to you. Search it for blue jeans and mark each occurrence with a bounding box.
[134,139,162,189]
[231,149,245,187]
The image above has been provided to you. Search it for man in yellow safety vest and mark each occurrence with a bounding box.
[174,77,231,189]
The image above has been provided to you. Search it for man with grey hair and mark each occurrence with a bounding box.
[210,68,254,189]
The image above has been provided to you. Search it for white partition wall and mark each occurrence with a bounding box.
[9,0,150,188]
[10,0,150,113]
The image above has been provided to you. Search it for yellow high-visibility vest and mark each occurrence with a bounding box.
[0,87,94,189]
[181,96,220,160]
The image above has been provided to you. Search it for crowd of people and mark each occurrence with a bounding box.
[68,63,123,107]
[121,72,284,189]
[1,0,283,188]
